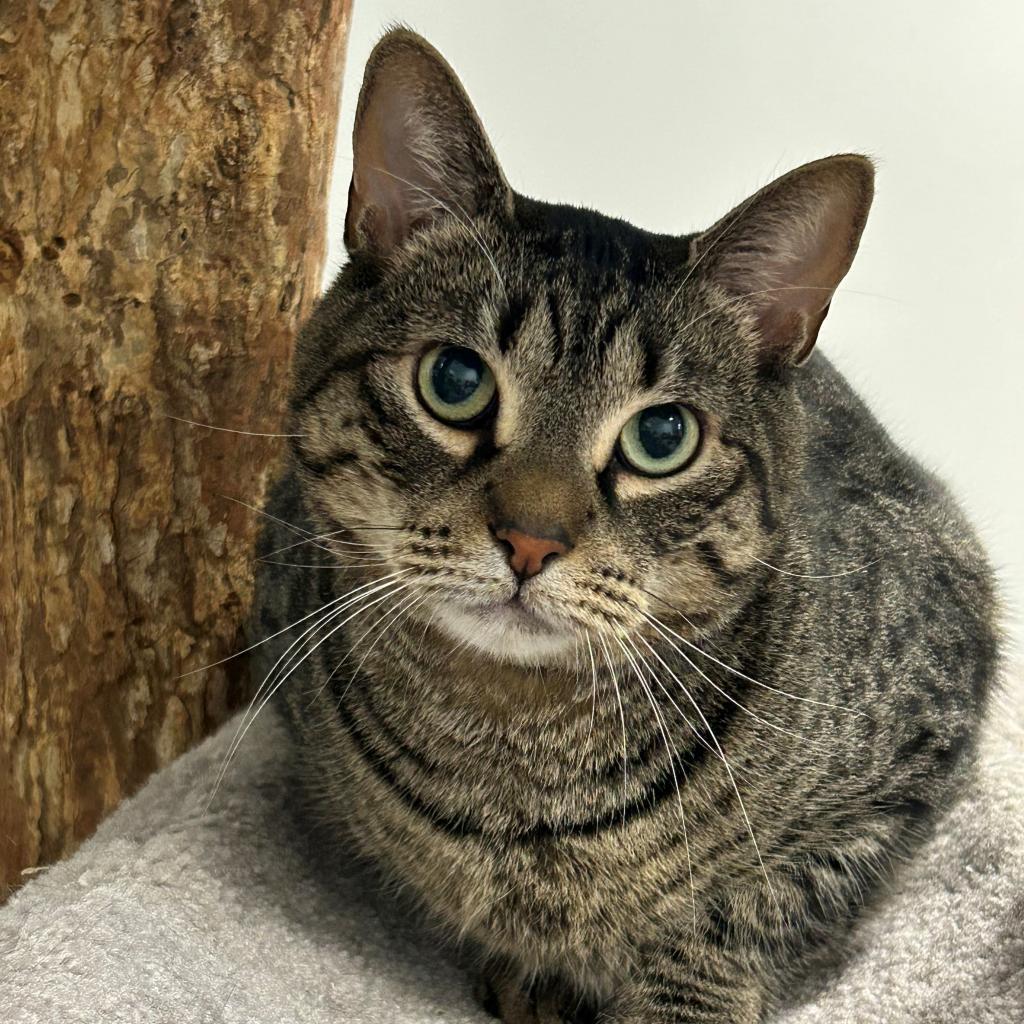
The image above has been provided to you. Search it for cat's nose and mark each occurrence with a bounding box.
[491,523,569,581]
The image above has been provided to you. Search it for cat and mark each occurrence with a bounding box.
[251,28,1000,1024]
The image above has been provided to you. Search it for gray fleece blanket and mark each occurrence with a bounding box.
[2,674,1023,1024]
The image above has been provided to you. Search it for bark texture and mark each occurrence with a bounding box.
[0,0,351,896]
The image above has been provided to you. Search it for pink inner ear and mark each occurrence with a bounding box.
[344,35,509,257]
[756,199,857,362]
[348,78,432,253]
[700,156,874,366]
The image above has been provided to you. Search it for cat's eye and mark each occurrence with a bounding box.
[416,345,497,426]
[618,403,701,477]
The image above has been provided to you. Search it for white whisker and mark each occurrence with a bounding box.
[617,635,697,936]
[161,413,305,438]
[218,494,339,556]
[258,557,394,569]
[207,580,413,810]
[643,616,832,749]
[585,633,599,742]
[596,634,630,825]
[751,555,878,580]
[635,634,778,908]
[177,588,361,680]
[259,529,347,559]
[204,571,411,809]
[332,589,429,704]
[641,608,866,718]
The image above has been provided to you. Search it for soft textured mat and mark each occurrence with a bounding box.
[2,674,1022,1023]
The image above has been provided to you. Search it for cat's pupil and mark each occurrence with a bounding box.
[638,404,685,460]
[431,347,484,406]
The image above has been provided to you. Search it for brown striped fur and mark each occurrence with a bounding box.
[253,30,1000,1023]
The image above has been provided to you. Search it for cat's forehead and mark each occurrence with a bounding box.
[517,197,684,265]
[512,201,687,304]
[485,214,717,407]
[365,200,752,418]
[490,278,651,401]
[481,205,680,374]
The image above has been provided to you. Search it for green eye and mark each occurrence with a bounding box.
[416,345,497,426]
[618,403,701,476]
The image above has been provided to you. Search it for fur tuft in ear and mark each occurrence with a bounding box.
[344,29,511,257]
[691,155,874,366]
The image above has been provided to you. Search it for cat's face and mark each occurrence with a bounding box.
[289,30,872,667]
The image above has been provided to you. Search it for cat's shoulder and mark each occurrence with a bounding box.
[798,355,980,547]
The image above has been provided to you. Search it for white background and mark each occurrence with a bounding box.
[324,1,1023,649]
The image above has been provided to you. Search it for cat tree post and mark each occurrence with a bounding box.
[0,0,351,896]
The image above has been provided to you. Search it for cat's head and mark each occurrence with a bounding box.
[289,29,873,667]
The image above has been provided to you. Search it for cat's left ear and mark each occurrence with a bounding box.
[344,29,512,256]
[690,155,874,366]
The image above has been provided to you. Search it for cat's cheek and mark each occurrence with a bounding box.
[612,462,710,506]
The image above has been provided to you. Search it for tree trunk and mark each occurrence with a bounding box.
[0,0,351,897]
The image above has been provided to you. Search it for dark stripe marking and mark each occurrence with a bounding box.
[720,435,776,533]
[330,679,734,843]
[641,336,661,390]
[497,293,530,354]
[598,309,628,365]
[297,450,360,478]
[546,288,566,364]
[696,540,740,586]
[293,348,378,411]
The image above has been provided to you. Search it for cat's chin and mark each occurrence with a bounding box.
[432,598,577,666]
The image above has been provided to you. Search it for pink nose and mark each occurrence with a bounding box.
[492,525,569,580]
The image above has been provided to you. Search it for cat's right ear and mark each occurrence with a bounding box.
[689,155,874,367]
[344,29,512,257]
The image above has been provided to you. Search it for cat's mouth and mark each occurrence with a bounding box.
[482,596,556,631]
[432,593,577,665]
[459,593,565,635]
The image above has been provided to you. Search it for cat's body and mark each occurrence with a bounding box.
[254,30,999,1023]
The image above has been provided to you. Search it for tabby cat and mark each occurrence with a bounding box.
[252,29,999,1024]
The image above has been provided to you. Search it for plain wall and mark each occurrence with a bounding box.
[324,1,1023,647]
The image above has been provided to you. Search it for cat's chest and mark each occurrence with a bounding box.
[343,677,663,834]
[342,753,666,976]
[329,687,700,966]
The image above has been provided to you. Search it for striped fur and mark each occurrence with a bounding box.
[253,30,1000,1024]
